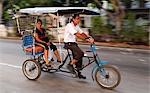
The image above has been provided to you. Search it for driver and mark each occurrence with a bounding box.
[64,13,94,79]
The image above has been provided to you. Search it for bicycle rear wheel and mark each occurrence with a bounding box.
[22,59,41,80]
[95,64,121,89]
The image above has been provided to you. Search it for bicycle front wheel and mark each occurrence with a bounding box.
[22,59,41,80]
[95,64,121,89]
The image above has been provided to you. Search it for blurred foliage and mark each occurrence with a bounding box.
[121,0,132,8]
[120,12,149,45]
[91,16,113,35]
[2,0,149,45]
[91,12,149,45]
[2,0,64,23]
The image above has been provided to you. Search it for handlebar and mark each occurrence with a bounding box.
[90,43,96,53]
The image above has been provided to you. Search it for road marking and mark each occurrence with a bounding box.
[120,52,130,55]
[137,59,149,64]
[0,62,21,69]
[138,59,146,62]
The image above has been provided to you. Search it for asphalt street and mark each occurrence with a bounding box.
[0,39,149,93]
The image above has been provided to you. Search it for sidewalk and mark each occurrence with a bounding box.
[0,36,149,50]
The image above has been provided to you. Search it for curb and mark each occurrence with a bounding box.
[0,36,149,50]
[0,36,21,40]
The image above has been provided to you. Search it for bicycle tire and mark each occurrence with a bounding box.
[95,64,121,89]
[22,59,41,80]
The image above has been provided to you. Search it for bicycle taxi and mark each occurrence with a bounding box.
[13,7,121,89]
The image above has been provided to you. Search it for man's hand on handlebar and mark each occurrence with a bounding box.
[86,37,94,44]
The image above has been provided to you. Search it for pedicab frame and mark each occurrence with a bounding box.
[13,7,121,89]
[17,7,100,57]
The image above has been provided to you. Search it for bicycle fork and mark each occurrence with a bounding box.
[91,55,108,81]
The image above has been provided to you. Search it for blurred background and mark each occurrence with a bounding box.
[0,0,149,46]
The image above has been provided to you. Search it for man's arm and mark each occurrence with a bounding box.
[75,32,88,40]
[75,32,94,43]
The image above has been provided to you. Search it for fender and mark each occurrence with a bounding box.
[91,60,108,81]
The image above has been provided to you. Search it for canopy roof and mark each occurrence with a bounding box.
[19,7,100,15]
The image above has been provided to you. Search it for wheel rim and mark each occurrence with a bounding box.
[96,67,119,88]
[23,61,39,79]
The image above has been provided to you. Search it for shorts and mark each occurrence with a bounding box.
[64,42,84,60]
[35,42,49,50]
[49,42,57,51]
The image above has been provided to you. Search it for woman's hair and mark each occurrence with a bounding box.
[70,13,80,22]
[37,19,42,23]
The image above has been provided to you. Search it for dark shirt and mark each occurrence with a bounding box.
[35,28,49,43]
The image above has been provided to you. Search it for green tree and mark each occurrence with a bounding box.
[91,16,113,34]
[120,12,149,45]
[2,0,64,23]
[93,0,125,31]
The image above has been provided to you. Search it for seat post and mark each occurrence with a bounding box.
[66,49,72,61]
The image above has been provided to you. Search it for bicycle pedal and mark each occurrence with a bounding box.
[42,64,53,69]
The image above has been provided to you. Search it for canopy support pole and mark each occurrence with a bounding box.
[56,12,62,62]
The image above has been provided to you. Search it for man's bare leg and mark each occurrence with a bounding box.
[70,59,86,79]
[66,59,77,75]
[70,59,77,65]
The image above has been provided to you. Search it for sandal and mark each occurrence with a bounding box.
[46,63,51,66]
[45,62,53,68]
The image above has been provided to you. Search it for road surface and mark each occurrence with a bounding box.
[0,39,149,93]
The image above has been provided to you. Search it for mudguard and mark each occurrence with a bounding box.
[91,60,108,81]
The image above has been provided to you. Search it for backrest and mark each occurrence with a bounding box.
[22,35,33,48]
[22,34,44,57]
